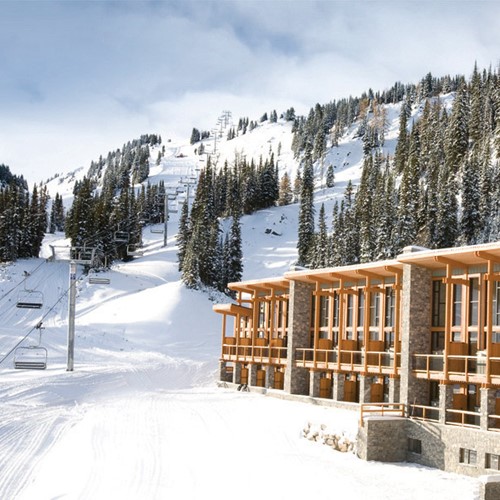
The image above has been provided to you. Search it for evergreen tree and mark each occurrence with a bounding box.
[224,209,243,292]
[177,198,190,272]
[278,172,293,206]
[311,203,328,269]
[325,164,335,188]
[296,156,315,266]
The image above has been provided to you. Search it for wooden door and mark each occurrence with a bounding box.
[256,369,266,387]
[319,377,332,399]
[240,367,249,385]
[274,370,284,390]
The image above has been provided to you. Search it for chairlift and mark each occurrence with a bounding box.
[88,270,111,285]
[150,226,164,234]
[16,289,44,309]
[127,245,144,257]
[14,324,47,370]
[71,246,96,265]
[114,231,130,243]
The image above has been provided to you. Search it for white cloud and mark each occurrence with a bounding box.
[0,0,499,182]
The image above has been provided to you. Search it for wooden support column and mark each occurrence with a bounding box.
[337,278,345,372]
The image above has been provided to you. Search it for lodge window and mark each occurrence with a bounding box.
[432,280,446,327]
[486,453,500,471]
[385,287,395,328]
[346,294,354,329]
[452,284,462,327]
[431,331,445,352]
[469,278,479,327]
[319,295,329,328]
[459,448,477,465]
[258,302,266,329]
[358,290,365,327]
[407,438,422,454]
[493,281,500,328]
[332,292,340,328]
[369,292,380,328]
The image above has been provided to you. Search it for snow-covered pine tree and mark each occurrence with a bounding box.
[297,153,315,267]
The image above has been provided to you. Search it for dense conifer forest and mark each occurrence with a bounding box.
[0,65,499,299]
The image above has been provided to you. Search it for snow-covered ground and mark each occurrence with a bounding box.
[0,226,480,500]
[0,107,481,499]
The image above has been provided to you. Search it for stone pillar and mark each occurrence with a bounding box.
[400,260,432,407]
[249,364,258,387]
[266,367,275,389]
[359,375,372,404]
[480,387,496,431]
[439,383,454,425]
[284,279,314,395]
[389,377,400,404]
[333,372,345,401]
[310,371,321,397]
[232,363,242,384]
[480,477,500,500]
[219,360,227,382]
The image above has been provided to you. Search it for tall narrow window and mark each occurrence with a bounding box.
[333,292,340,328]
[320,295,329,328]
[494,281,500,327]
[469,278,479,327]
[357,290,364,327]
[452,284,462,327]
[347,294,354,328]
[432,280,446,327]
[385,287,395,328]
[369,292,380,327]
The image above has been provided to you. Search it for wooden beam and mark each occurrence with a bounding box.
[441,277,469,286]
[355,269,384,280]
[475,250,500,265]
[212,303,252,317]
[385,265,403,276]
[434,256,465,268]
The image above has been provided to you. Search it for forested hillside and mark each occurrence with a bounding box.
[0,64,499,294]
[296,65,500,268]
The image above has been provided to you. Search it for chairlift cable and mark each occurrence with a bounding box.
[0,268,85,367]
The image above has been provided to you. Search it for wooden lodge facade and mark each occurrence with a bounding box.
[213,242,500,484]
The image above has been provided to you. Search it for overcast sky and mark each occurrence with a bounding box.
[0,0,499,184]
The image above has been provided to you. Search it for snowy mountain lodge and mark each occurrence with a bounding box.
[214,240,500,489]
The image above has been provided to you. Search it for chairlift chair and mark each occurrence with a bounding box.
[14,326,47,370]
[127,245,144,257]
[88,270,111,285]
[114,231,130,243]
[16,290,44,309]
[71,246,96,265]
[150,226,164,234]
[14,346,48,370]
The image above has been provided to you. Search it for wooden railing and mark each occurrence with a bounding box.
[413,353,500,381]
[221,343,287,364]
[407,404,440,422]
[295,348,400,373]
[488,414,500,431]
[360,402,406,425]
[445,408,480,428]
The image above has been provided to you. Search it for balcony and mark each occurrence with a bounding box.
[221,337,287,365]
[413,354,500,384]
[295,347,400,374]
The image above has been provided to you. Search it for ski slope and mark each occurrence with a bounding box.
[0,221,481,500]
[0,105,482,499]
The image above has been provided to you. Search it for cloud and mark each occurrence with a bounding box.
[0,0,499,182]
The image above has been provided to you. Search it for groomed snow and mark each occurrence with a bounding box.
[0,112,480,499]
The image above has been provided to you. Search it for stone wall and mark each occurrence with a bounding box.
[400,262,432,407]
[357,417,407,462]
[359,415,500,478]
[284,279,313,395]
